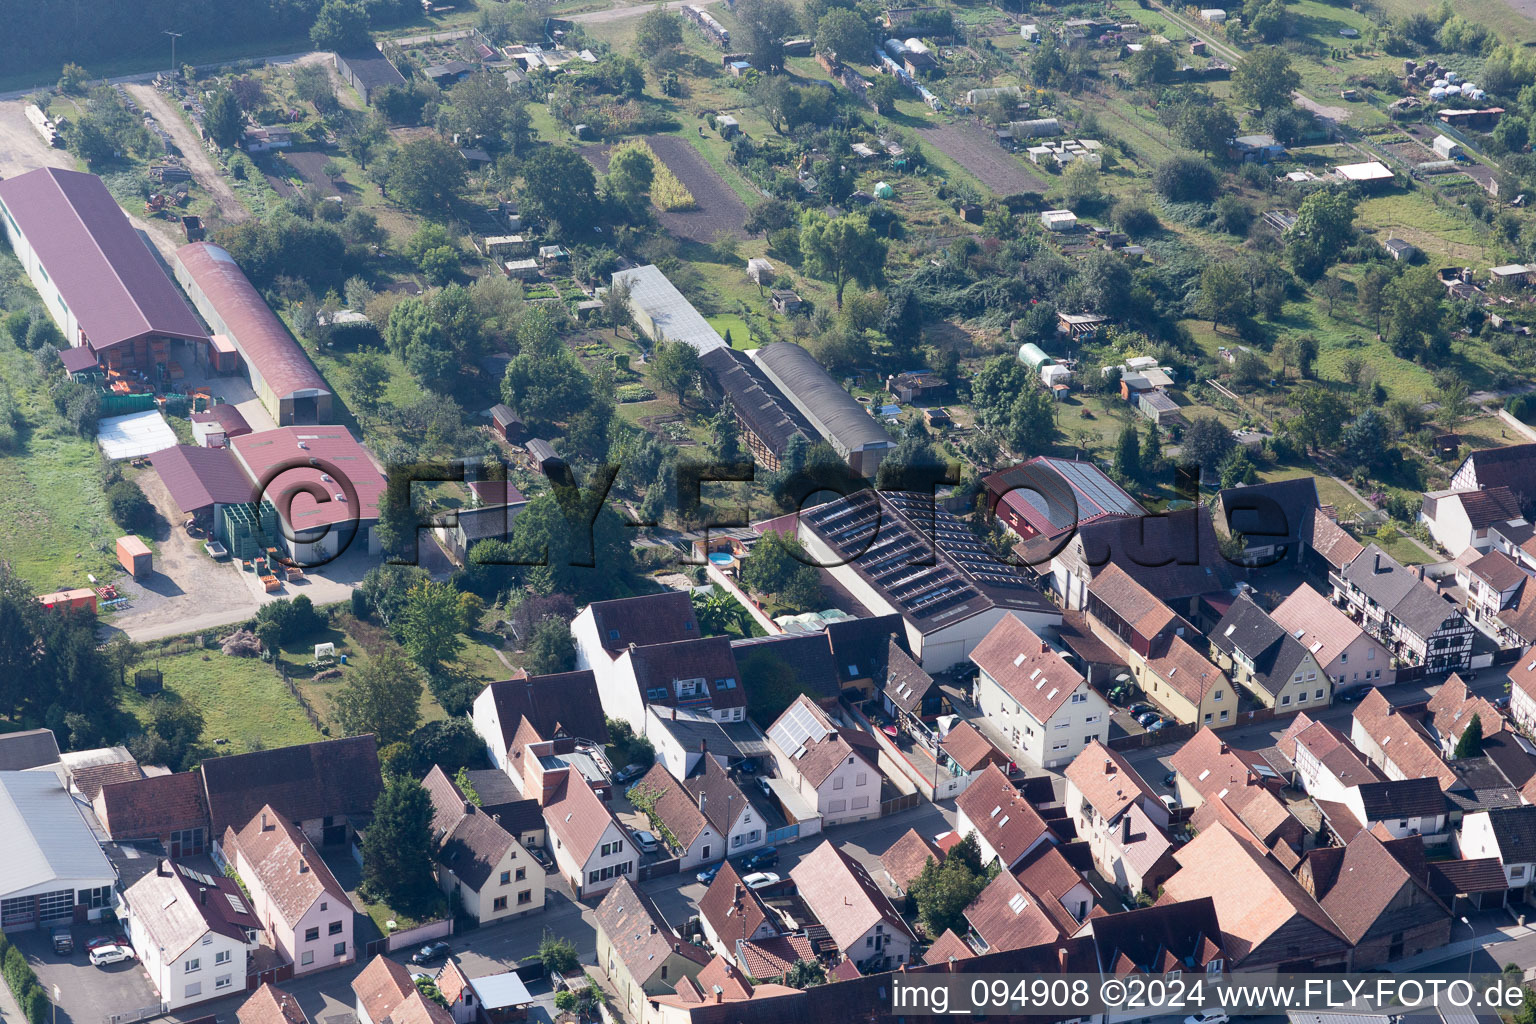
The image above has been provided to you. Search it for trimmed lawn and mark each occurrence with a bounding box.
[707,314,753,349]
[121,649,321,754]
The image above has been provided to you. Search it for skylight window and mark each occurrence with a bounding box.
[1014,653,1026,667]
[1008,893,1027,914]
[1197,769,1210,781]
[990,805,1001,817]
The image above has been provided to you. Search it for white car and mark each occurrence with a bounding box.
[89,944,133,967]
[633,830,661,854]
[1184,1011,1229,1024]
[742,871,780,889]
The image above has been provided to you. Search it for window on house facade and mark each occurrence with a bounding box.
[852,795,869,810]
[494,896,508,911]
[1204,714,1213,723]
[1219,710,1229,721]
[1214,690,1223,701]
[516,867,526,881]
[305,927,319,942]
[216,975,232,990]
[329,921,343,935]
[518,890,532,905]
[1282,695,1292,706]
[1315,689,1324,699]
[185,983,201,999]
[215,950,231,965]
[856,773,867,786]
[301,951,314,966]
[334,942,346,957]
[77,886,112,909]
[501,870,511,885]
[186,959,200,973]
[1071,693,1087,703]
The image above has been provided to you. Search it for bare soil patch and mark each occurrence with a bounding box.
[585,135,749,241]
[920,121,1048,195]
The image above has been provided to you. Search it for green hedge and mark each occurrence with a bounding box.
[1507,393,1536,426]
[0,931,52,1024]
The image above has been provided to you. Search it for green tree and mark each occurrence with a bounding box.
[736,0,799,71]
[127,697,205,772]
[1233,45,1300,112]
[784,960,827,987]
[107,479,153,533]
[907,833,988,936]
[203,88,244,149]
[1286,385,1350,453]
[347,351,389,415]
[361,775,438,913]
[817,8,870,60]
[650,339,701,405]
[387,137,467,213]
[799,211,887,308]
[519,147,600,233]
[1113,422,1142,484]
[437,71,528,153]
[1151,155,1219,203]
[538,932,580,975]
[525,615,577,675]
[1383,266,1449,361]
[1436,377,1473,427]
[501,318,593,428]
[1358,266,1389,334]
[418,246,458,285]
[1173,102,1238,159]
[1454,713,1484,758]
[399,581,465,671]
[58,62,91,94]
[1287,188,1356,279]
[636,8,684,59]
[605,142,656,212]
[1199,263,1254,329]
[1340,408,1394,469]
[1128,41,1177,85]
[712,398,743,462]
[1181,415,1236,477]
[1141,424,1163,478]
[867,74,903,115]
[310,0,373,51]
[332,649,425,746]
[739,531,820,605]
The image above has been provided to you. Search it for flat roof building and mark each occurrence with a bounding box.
[228,427,385,563]
[0,168,206,375]
[611,264,726,356]
[0,771,117,931]
[175,243,332,426]
[1334,161,1394,183]
[333,48,406,103]
[749,342,895,477]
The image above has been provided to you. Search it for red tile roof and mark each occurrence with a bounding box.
[94,770,208,841]
[1086,563,1178,639]
[633,764,710,849]
[955,764,1051,868]
[1308,509,1363,570]
[176,242,330,402]
[230,427,385,532]
[940,720,1008,773]
[1466,550,1528,592]
[1269,583,1377,670]
[964,870,1061,952]
[1145,634,1226,706]
[970,614,1087,725]
[880,828,941,893]
[1014,841,1089,934]
[586,592,699,656]
[238,984,308,1024]
[593,877,709,985]
[1352,689,1455,789]
[200,733,382,837]
[920,929,975,965]
[1426,675,1505,749]
[352,956,452,1024]
[1064,741,1157,822]
[69,759,142,801]
[1512,645,1536,707]
[788,841,913,953]
[224,804,350,928]
[1169,728,1279,802]
[543,769,625,864]
[0,168,207,349]
[699,860,777,952]
[737,934,815,978]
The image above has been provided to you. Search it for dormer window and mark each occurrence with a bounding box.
[608,629,621,640]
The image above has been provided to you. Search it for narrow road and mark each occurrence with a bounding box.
[571,0,724,24]
[125,82,250,225]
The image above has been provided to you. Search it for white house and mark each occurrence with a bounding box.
[219,805,354,975]
[1510,648,1536,734]
[468,672,608,776]
[969,614,1110,769]
[572,591,702,713]
[955,764,1054,871]
[542,767,636,898]
[123,861,259,1009]
[1459,806,1536,891]
[1062,743,1176,897]
[685,757,765,858]
[790,841,915,972]
[765,696,882,827]
[646,705,736,781]
[1269,583,1396,692]
[422,767,545,923]
[1419,487,1525,557]
[628,765,723,870]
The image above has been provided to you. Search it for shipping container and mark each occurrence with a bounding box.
[117,535,152,579]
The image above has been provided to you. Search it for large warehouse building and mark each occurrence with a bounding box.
[612,264,727,356]
[749,342,895,477]
[0,168,207,376]
[228,426,384,564]
[175,242,333,426]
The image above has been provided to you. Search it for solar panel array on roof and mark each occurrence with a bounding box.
[767,699,830,759]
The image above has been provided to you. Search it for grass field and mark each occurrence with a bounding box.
[708,314,754,348]
[1356,191,1513,267]
[121,648,322,754]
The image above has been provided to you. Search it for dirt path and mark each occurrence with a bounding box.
[126,82,250,225]
[0,100,76,179]
[571,0,724,24]
[919,121,1047,195]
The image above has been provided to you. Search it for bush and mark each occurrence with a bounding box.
[1508,393,1536,425]
[106,478,153,533]
[1152,155,1220,203]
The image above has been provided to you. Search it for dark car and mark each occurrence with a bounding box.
[696,861,724,885]
[1127,703,1155,718]
[1162,770,1177,789]
[613,763,649,785]
[528,846,551,868]
[1337,688,1367,704]
[411,941,451,965]
[742,847,779,871]
[1135,711,1162,728]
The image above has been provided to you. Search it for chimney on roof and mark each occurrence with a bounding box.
[1374,552,1383,574]
[1122,815,1133,844]
[1058,946,1069,974]
[158,859,170,877]
[1219,742,1229,755]
[200,887,207,906]
[716,987,723,1004]
[1040,639,1049,655]
[651,924,658,934]
[700,738,707,754]
[1105,759,1116,775]
[261,812,271,831]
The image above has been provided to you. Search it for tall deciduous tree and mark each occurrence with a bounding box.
[310,0,372,51]
[387,137,467,213]
[1233,45,1300,112]
[399,581,465,671]
[908,833,988,936]
[525,616,576,675]
[362,775,438,912]
[203,89,244,150]
[816,8,871,60]
[1180,415,1236,476]
[735,0,798,71]
[332,649,425,746]
[650,340,701,405]
[799,211,887,308]
[636,8,684,59]
[519,147,599,233]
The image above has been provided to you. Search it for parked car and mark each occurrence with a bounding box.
[1127,703,1155,718]
[757,776,774,796]
[613,763,649,785]
[1135,711,1161,727]
[411,941,452,965]
[1337,688,1368,704]
[88,945,133,967]
[734,759,757,775]
[742,871,780,889]
[1146,718,1166,733]
[84,934,129,951]
[1184,1011,1229,1024]
[1160,794,1179,814]
[696,862,724,885]
[1495,695,1511,710]
[51,927,73,954]
[1162,770,1177,789]
[527,845,551,868]
[742,847,779,870]
[632,830,661,854]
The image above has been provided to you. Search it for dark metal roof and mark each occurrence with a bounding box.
[750,343,894,456]
[176,243,330,403]
[0,168,206,349]
[151,444,258,515]
[1209,593,1311,696]
[699,347,822,458]
[334,48,406,92]
[59,347,99,374]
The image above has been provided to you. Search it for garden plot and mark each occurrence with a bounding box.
[919,121,1048,195]
[639,134,751,242]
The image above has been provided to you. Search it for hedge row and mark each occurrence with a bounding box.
[0,931,52,1024]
